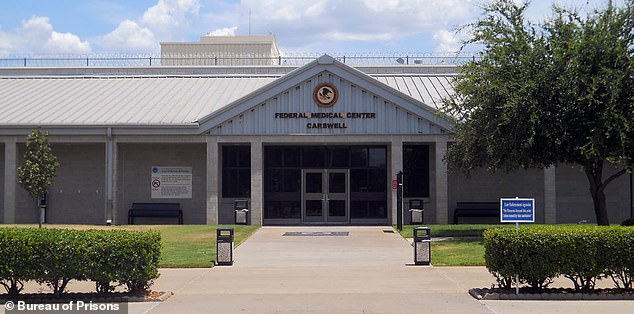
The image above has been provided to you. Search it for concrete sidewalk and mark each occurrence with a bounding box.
[135,226,490,314]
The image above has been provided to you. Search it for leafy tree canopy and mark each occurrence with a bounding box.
[443,0,634,225]
[17,128,59,199]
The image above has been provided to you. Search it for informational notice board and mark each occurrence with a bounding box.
[151,166,192,199]
[500,198,535,223]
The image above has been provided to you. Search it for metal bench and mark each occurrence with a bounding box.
[128,202,183,225]
[453,202,499,224]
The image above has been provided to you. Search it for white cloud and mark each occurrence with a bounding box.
[96,0,201,52]
[0,16,91,55]
[99,20,157,52]
[142,0,200,39]
[235,0,478,50]
[47,31,91,53]
[432,29,460,52]
[206,26,238,36]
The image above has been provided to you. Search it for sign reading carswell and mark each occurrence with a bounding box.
[274,112,377,129]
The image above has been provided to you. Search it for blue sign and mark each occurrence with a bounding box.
[500,198,535,223]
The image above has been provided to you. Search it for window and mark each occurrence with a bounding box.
[222,146,251,197]
[403,145,430,197]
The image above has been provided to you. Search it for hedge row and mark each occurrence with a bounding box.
[484,226,634,291]
[0,228,161,296]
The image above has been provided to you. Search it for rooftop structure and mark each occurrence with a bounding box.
[160,35,281,66]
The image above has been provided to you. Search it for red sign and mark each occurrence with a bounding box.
[392,179,398,190]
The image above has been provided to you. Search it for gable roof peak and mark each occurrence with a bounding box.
[317,54,335,65]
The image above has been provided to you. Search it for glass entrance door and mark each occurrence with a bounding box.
[302,169,349,224]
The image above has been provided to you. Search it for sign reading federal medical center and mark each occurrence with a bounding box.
[151,166,192,199]
[500,198,535,223]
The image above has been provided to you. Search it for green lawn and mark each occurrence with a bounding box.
[119,225,259,268]
[397,224,505,238]
[431,238,485,266]
[396,224,501,266]
[1,224,259,268]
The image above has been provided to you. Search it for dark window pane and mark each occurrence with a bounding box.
[237,169,251,197]
[222,169,237,197]
[350,147,367,167]
[264,201,281,219]
[329,147,349,168]
[413,146,429,168]
[403,145,430,197]
[265,169,283,192]
[303,147,325,167]
[368,169,386,192]
[368,201,387,218]
[368,147,386,168]
[222,148,237,167]
[265,147,283,167]
[284,147,301,167]
[305,172,323,193]
[350,169,368,192]
[329,172,346,193]
[305,200,323,217]
[283,169,300,192]
[237,146,250,167]
[329,200,346,217]
[350,201,367,218]
[265,201,301,219]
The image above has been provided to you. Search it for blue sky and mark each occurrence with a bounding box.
[0,0,623,56]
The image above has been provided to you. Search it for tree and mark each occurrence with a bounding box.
[443,0,634,225]
[17,128,60,228]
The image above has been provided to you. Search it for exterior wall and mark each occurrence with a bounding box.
[0,143,4,223]
[14,144,105,224]
[117,143,207,224]
[555,164,631,224]
[448,168,546,224]
[211,72,444,135]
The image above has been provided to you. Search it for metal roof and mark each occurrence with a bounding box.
[0,67,455,129]
[0,76,275,126]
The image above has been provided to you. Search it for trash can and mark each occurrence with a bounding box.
[216,228,234,266]
[234,199,249,225]
[413,227,431,266]
[408,199,424,224]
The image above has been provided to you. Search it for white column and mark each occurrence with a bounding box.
[4,138,17,224]
[390,137,403,225]
[544,166,557,224]
[105,134,114,224]
[206,137,219,225]
[250,138,263,225]
[435,139,448,224]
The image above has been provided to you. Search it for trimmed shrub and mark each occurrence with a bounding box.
[621,218,634,226]
[484,226,560,290]
[484,225,634,291]
[0,228,161,296]
[0,228,41,296]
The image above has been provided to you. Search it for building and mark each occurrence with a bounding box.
[160,35,281,66]
[0,55,632,225]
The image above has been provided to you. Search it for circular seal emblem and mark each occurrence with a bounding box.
[313,83,338,108]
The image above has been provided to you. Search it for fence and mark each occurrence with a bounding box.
[0,53,480,67]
